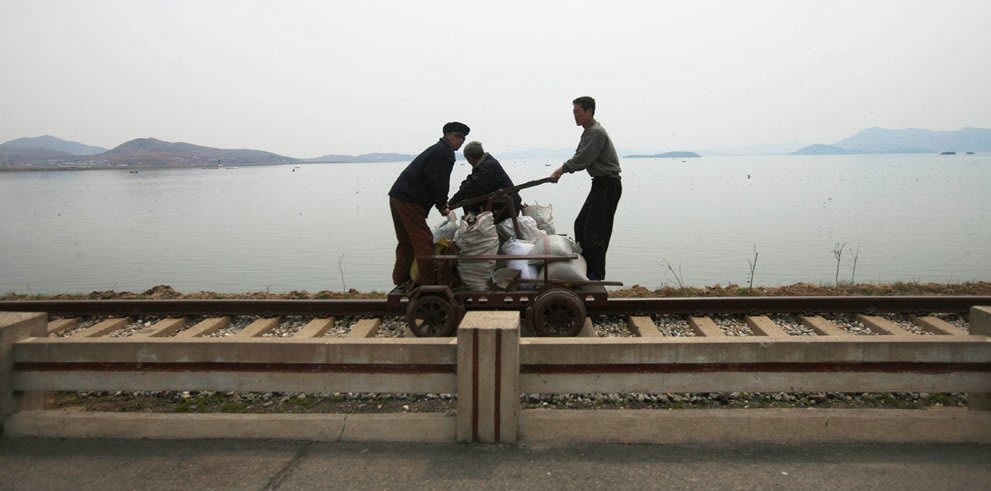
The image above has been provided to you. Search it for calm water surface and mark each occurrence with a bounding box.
[1,154,989,294]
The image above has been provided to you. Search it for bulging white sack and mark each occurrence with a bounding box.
[491,267,521,289]
[431,211,458,243]
[500,238,539,280]
[496,215,545,242]
[541,253,588,282]
[532,234,581,257]
[522,203,555,235]
[454,211,498,291]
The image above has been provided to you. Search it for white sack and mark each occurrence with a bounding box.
[496,215,545,242]
[454,211,498,291]
[491,268,521,290]
[431,211,459,243]
[541,254,588,282]
[500,238,539,280]
[532,234,581,257]
[522,203,555,235]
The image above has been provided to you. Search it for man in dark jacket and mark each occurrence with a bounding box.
[449,141,521,222]
[388,121,469,286]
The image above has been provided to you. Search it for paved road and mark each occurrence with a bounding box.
[1,438,989,490]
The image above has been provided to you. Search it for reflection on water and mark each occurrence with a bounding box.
[1,153,989,293]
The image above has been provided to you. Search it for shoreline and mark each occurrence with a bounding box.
[4,281,991,301]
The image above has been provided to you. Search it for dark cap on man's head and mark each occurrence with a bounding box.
[443,122,470,135]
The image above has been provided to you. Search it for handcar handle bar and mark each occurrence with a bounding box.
[448,177,556,210]
[426,254,578,262]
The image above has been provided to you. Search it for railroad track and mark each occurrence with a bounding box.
[2,295,988,339]
[3,297,989,444]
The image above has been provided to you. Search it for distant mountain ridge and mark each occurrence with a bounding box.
[98,138,293,166]
[303,152,414,163]
[0,135,107,163]
[4,126,989,169]
[1,135,106,155]
[790,144,855,155]
[793,127,991,155]
[1,134,423,169]
[625,151,700,159]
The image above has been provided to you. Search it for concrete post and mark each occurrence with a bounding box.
[968,306,991,411]
[1,312,47,435]
[456,311,520,443]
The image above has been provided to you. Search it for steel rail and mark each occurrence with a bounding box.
[598,296,991,315]
[0,299,391,317]
[2,295,990,317]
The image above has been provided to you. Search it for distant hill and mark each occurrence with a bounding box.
[1,135,106,164]
[790,144,858,155]
[1,135,106,155]
[834,127,991,154]
[2,136,295,168]
[625,151,701,159]
[304,152,414,163]
[90,138,295,167]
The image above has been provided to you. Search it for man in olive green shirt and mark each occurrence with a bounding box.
[550,96,622,280]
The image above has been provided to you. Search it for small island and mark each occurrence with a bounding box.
[624,151,701,159]
[940,151,957,155]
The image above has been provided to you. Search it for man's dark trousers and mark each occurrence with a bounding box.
[389,197,436,285]
[574,176,622,280]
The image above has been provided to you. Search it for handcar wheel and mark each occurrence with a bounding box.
[532,288,586,337]
[407,294,460,337]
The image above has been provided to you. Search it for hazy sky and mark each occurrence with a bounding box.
[2,0,989,157]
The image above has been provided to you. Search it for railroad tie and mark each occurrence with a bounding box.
[912,316,969,336]
[627,316,665,337]
[348,318,382,338]
[294,318,335,337]
[798,315,849,336]
[175,317,231,337]
[577,318,597,337]
[234,317,281,337]
[688,316,725,337]
[745,316,790,338]
[855,314,916,336]
[70,318,130,338]
[131,317,188,337]
[46,318,79,336]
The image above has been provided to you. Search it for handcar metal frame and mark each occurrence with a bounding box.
[387,178,621,337]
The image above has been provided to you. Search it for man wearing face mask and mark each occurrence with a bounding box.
[388,121,470,287]
[550,96,622,281]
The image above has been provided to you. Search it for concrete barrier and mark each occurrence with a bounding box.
[969,306,991,410]
[0,312,46,436]
[13,337,458,394]
[518,336,991,394]
[4,308,991,443]
[456,311,520,443]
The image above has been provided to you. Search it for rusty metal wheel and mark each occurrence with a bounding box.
[407,294,460,337]
[531,288,586,337]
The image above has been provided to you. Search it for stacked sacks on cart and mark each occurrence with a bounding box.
[445,201,586,291]
[491,216,587,288]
